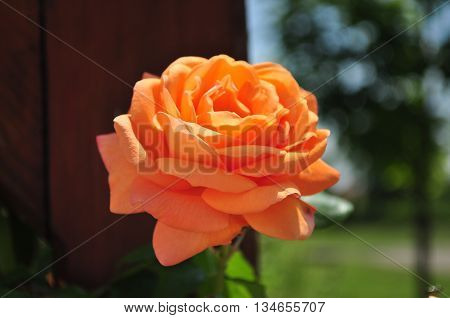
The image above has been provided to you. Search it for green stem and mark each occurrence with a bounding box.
[213,229,247,297]
[214,245,229,297]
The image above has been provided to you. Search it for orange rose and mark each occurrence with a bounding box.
[97,55,339,266]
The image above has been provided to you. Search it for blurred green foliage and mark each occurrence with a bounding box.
[272,0,450,297]
[279,0,450,216]
[0,205,266,297]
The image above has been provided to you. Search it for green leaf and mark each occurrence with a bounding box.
[224,251,266,297]
[225,279,266,298]
[225,251,255,281]
[192,249,220,297]
[108,245,215,297]
[302,192,354,228]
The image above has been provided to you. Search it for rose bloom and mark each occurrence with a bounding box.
[97,55,339,266]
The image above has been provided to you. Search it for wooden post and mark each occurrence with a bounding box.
[1,0,250,288]
[0,1,47,235]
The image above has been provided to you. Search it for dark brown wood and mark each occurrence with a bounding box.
[0,1,46,234]
[45,0,248,287]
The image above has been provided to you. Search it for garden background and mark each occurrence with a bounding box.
[1,0,449,297]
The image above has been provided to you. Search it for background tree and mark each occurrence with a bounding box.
[278,0,450,296]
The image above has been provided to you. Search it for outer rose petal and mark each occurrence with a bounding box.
[153,216,244,266]
[300,88,318,114]
[130,177,230,232]
[290,159,340,195]
[113,114,146,165]
[128,78,162,126]
[201,182,300,214]
[140,167,192,191]
[96,133,138,214]
[156,157,257,193]
[244,196,315,240]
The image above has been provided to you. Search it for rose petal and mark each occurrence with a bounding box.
[130,177,230,232]
[161,63,191,105]
[113,114,147,165]
[156,112,220,166]
[163,56,208,72]
[180,90,197,122]
[153,216,244,266]
[128,78,162,126]
[185,55,259,105]
[237,136,328,177]
[201,182,300,214]
[300,88,318,114]
[157,157,257,193]
[290,159,340,195]
[253,62,302,108]
[244,196,315,240]
[216,145,286,171]
[160,83,181,117]
[238,80,280,115]
[96,133,138,214]
[209,75,251,117]
[184,121,230,149]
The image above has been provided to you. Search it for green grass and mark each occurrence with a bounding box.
[260,222,450,297]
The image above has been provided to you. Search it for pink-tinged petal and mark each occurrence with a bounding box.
[96,133,138,214]
[156,157,257,193]
[113,114,147,165]
[153,216,245,266]
[244,196,315,240]
[141,72,158,79]
[130,177,230,232]
[201,182,300,214]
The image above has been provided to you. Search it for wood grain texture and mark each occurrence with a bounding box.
[45,0,248,287]
[0,1,46,233]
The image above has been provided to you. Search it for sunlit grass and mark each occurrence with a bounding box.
[260,222,450,297]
